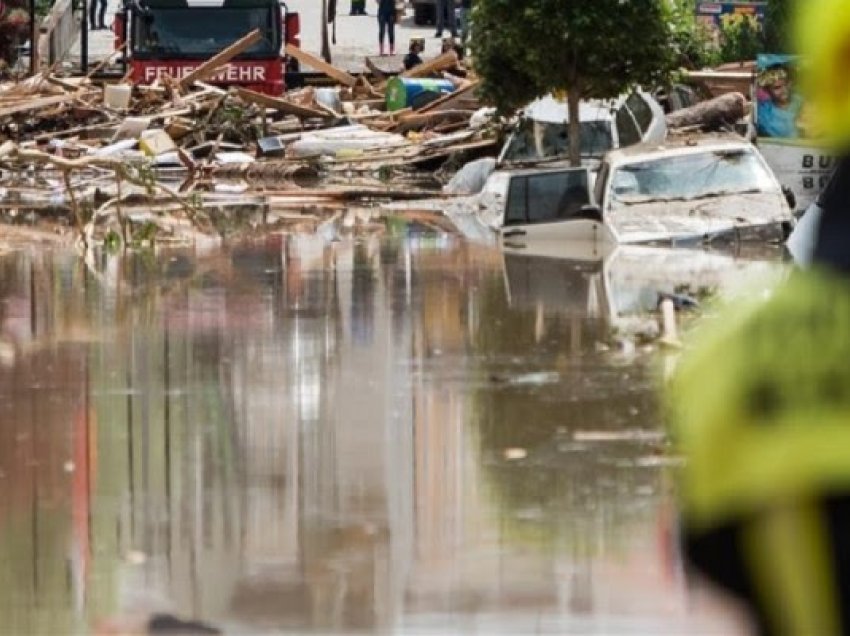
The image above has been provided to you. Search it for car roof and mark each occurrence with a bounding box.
[521,94,627,124]
[603,135,756,166]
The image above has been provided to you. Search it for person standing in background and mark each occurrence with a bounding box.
[403,38,424,70]
[435,0,457,39]
[350,0,366,15]
[667,2,850,630]
[377,0,396,55]
[89,0,107,30]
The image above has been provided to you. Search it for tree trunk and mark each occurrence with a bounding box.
[567,88,581,167]
[665,92,746,131]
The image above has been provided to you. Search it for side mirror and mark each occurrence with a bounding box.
[575,204,603,222]
[782,185,797,211]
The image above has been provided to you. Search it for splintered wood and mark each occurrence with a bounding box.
[0,28,494,247]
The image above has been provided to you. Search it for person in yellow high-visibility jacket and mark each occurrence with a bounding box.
[668,177,850,632]
[668,5,850,630]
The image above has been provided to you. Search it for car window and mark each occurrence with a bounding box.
[505,176,527,225]
[626,93,653,134]
[615,106,641,147]
[607,148,776,207]
[504,170,591,225]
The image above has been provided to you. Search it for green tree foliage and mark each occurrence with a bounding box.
[471,0,678,165]
[0,0,32,70]
[0,0,53,71]
[668,0,721,69]
[719,16,765,62]
[714,0,792,64]
[763,0,793,53]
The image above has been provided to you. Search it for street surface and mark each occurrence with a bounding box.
[286,0,447,71]
[70,0,449,73]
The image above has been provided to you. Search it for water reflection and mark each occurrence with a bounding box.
[0,238,772,633]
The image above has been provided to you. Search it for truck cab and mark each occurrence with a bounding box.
[114,0,300,95]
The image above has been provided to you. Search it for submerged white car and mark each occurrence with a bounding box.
[499,91,667,165]
[597,137,795,244]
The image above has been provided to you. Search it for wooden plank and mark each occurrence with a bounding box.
[46,75,89,92]
[685,71,753,81]
[364,57,387,83]
[401,51,458,79]
[398,109,474,123]
[0,90,95,119]
[235,87,333,119]
[418,80,479,113]
[408,138,498,165]
[348,98,385,109]
[284,44,358,87]
[179,29,263,89]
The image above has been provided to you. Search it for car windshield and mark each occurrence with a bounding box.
[134,7,278,57]
[501,119,613,163]
[608,148,776,207]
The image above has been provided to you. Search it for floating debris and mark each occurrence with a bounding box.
[503,448,528,461]
[0,35,496,248]
[572,429,666,443]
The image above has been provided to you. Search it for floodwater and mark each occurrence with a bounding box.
[0,234,783,634]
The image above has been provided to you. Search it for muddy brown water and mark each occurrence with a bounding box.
[0,235,780,634]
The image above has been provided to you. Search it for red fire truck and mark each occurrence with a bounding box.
[113,0,300,96]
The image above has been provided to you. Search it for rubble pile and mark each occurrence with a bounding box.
[0,36,497,247]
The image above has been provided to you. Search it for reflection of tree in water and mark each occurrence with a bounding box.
[0,247,272,629]
[0,253,108,633]
[88,247,271,618]
[0,344,88,633]
[350,242,376,347]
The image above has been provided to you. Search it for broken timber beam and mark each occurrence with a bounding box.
[418,80,479,113]
[234,87,333,119]
[284,44,358,87]
[179,29,263,89]
[0,90,98,119]
[394,109,475,133]
[665,92,746,130]
[364,58,387,83]
[401,51,458,78]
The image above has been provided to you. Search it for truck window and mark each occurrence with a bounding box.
[134,7,278,58]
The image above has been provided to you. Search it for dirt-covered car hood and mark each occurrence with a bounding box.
[607,190,793,244]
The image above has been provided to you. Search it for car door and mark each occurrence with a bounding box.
[500,168,614,244]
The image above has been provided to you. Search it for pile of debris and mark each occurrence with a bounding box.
[0,30,497,247]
